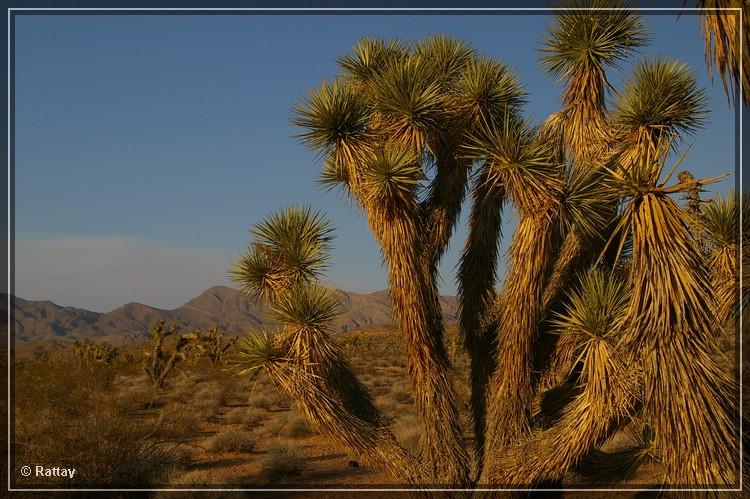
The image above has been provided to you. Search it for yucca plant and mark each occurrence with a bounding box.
[73,339,119,371]
[142,320,191,389]
[185,325,238,368]
[702,190,748,329]
[228,2,741,490]
[697,0,749,106]
[485,268,640,485]
[229,208,424,484]
[604,149,738,486]
[290,34,531,485]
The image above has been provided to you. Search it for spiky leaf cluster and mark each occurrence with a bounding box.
[541,1,649,83]
[467,116,561,215]
[229,205,334,301]
[612,56,708,154]
[698,0,749,106]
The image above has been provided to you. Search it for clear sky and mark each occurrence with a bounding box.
[14,12,738,312]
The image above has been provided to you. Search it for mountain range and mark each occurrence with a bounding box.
[4,286,459,345]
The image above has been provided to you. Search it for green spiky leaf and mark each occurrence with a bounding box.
[230,331,281,377]
[612,56,708,145]
[292,79,371,155]
[453,55,527,128]
[271,285,342,332]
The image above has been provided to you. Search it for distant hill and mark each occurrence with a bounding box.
[4,286,459,344]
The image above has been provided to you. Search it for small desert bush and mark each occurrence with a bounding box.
[261,445,307,483]
[266,418,287,437]
[187,382,226,421]
[15,405,185,487]
[195,381,227,405]
[224,406,266,428]
[208,429,255,454]
[279,414,315,438]
[165,374,198,402]
[252,393,275,411]
[370,385,390,396]
[252,389,287,411]
[157,402,202,441]
[166,469,217,487]
[374,396,398,419]
[114,380,158,411]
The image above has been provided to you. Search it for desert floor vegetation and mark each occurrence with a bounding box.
[12,327,439,488]
[10,315,743,491]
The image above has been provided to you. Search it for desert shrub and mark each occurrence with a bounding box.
[187,382,226,421]
[241,408,268,430]
[166,372,197,397]
[114,379,158,411]
[369,383,390,397]
[223,406,248,424]
[372,397,399,425]
[157,402,203,441]
[252,389,287,412]
[166,469,216,487]
[261,445,307,483]
[224,406,266,428]
[196,382,227,405]
[208,429,255,454]
[266,419,287,437]
[280,414,315,438]
[15,406,184,487]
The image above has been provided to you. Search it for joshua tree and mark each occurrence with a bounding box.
[230,207,425,483]
[702,190,748,329]
[142,320,191,388]
[73,339,119,370]
[230,3,741,489]
[185,325,237,368]
[696,0,749,106]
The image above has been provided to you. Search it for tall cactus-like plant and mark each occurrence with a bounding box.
[73,339,119,371]
[230,3,741,490]
[290,34,533,484]
[230,207,425,483]
[702,190,748,329]
[186,325,237,368]
[142,320,191,388]
[697,0,749,106]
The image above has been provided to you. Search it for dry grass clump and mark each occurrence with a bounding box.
[157,401,203,441]
[279,413,315,438]
[252,393,275,411]
[208,429,256,454]
[261,445,308,483]
[113,376,158,410]
[165,469,218,487]
[223,406,267,428]
[164,373,198,401]
[186,382,227,421]
[15,402,186,487]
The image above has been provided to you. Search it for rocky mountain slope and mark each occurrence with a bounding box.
[5,286,459,343]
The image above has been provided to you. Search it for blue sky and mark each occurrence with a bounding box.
[14,12,738,312]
